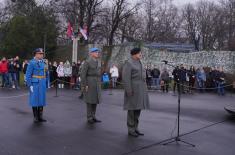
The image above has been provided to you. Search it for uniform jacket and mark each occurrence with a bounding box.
[26,58,48,107]
[81,57,101,104]
[122,58,150,110]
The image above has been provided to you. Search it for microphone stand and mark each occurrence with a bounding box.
[162,61,195,147]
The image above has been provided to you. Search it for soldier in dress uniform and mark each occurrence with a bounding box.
[81,48,102,124]
[122,48,150,137]
[26,48,48,123]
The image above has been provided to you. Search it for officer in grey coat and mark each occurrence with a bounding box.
[81,48,102,124]
[122,48,150,137]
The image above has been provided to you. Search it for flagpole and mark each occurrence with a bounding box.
[72,37,79,63]
[72,0,79,63]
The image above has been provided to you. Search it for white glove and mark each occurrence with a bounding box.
[30,86,33,93]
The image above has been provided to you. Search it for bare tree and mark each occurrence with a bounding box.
[221,0,235,50]
[143,0,156,42]
[182,4,200,50]
[119,13,144,43]
[142,0,181,43]
[98,0,139,45]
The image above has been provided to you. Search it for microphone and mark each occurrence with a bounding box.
[161,60,168,64]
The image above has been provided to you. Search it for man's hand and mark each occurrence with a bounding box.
[30,86,33,93]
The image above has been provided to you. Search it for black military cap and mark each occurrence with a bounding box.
[130,48,141,55]
[33,48,44,55]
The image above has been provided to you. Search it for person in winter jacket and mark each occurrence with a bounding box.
[196,67,206,93]
[160,68,170,93]
[57,62,65,88]
[110,64,119,88]
[0,57,9,87]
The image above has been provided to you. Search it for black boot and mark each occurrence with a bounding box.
[32,107,39,123]
[38,107,47,122]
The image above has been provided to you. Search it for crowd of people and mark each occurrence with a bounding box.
[0,56,22,89]
[0,56,228,96]
[0,56,120,91]
[146,64,226,96]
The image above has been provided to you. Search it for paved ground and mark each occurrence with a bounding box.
[0,88,234,155]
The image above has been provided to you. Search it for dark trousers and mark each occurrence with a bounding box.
[86,103,97,120]
[9,73,18,88]
[1,73,9,87]
[127,110,141,133]
[161,80,169,92]
[173,80,178,93]
[16,71,20,84]
[180,81,187,93]
[189,78,195,92]
[32,106,44,120]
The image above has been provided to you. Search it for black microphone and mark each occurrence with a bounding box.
[161,60,168,64]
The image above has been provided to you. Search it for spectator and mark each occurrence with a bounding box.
[160,68,170,93]
[8,59,19,89]
[146,65,152,89]
[14,56,21,85]
[196,67,206,93]
[110,64,119,88]
[188,66,196,94]
[151,66,160,90]
[57,62,65,89]
[209,68,218,91]
[64,60,72,88]
[0,57,9,88]
[102,72,110,89]
[217,68,226,96]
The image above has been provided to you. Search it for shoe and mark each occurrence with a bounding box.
[128,132,139,137]
[87,119,95,124]
[34,118,40,123]
[39,118,47,122]
[93,118,102,123]
[135,130,144,136]
[38,107,47,122]
[32,107,39,123]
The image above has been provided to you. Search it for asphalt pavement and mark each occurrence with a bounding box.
[0,88,234,155]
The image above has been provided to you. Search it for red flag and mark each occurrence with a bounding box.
[67,22,73,38]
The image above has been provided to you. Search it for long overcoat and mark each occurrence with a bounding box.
[122,58,150,110]
[26,59,48,107]
[81,57,101,104]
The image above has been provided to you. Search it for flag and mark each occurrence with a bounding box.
[79,25,88,40]
[67,22,73,38]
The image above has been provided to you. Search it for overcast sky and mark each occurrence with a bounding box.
[0,0,220,6]
[173,0,219,6]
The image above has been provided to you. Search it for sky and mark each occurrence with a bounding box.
[0,0,220,7]
[173,0,219,6]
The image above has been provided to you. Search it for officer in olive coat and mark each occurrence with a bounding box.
[122,48,150,137]
[81,48,102,124]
